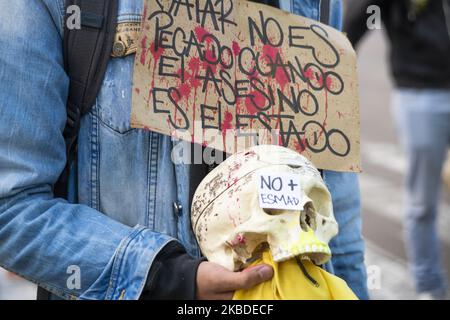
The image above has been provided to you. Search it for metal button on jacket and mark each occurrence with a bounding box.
[173,202,183,216]
[112,40,127,57]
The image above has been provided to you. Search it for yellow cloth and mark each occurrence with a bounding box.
[233,251,358,300]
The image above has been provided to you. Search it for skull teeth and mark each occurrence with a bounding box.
[272,244,331,263]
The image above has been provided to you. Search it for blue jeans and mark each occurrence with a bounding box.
[392,89,450,298]
[324,171,369,299]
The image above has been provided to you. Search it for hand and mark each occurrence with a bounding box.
[196,261,273,300]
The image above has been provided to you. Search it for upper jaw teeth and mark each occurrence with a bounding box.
[272,243,331,263]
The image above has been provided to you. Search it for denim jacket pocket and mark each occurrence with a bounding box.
[94,53,136,135]
[94,9,142,135]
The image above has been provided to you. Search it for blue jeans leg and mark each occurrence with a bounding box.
[392,89,450,297]
[323,171,369,299]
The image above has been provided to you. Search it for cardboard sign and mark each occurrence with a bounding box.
[257,172,303,211]
[131,0,361,172]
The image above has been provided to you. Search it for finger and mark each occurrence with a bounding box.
[219,264,273,292]
[237,264,274,290]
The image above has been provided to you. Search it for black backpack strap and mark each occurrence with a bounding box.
[64,0,119,117]
[37,0,118,300]
[53,0,118,200]
[320,0,331,24]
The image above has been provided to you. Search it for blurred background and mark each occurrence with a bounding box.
[354,24,450,299]
[0,268,35,300]
[1,4,449,300]
[352,1,450,299]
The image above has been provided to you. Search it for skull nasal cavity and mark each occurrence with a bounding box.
[300,203,317,232]
[263,208,286,215]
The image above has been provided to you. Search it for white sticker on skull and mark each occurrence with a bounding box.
[257,171,304,211]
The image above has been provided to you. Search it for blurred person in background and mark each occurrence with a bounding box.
[345,0,450,299]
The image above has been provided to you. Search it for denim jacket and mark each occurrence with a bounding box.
[0,0,368,300]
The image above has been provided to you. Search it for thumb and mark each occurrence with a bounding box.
[236,264,274,290]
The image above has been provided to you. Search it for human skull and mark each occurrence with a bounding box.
[191,145,338,271]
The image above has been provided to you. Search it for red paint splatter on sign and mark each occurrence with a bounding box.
[262,45,289,90]
[275,69,289,91]
[232,41,241,56]
[245,90,266,115]
[262,44,278,61]
[222,111,233,131]
[326,76,333,91]
[294,140,307,153]
[140,36,148,65]
[150,42,164,61]
[194,26,210,42]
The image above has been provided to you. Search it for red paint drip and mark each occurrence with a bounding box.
[222,111,233,131]
[150,42,164,61]
[188,57,201,73]
[261,46,289,90]
[294,139,307,153]
[142,4,148,25]
[172,57,203,104]
[275,70,289,91]
[232,41,241,56]
[326,76,333,91]
[140,36,148,65]
[304,67,314,81]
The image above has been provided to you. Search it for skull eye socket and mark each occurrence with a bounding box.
[307,186,331,217]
